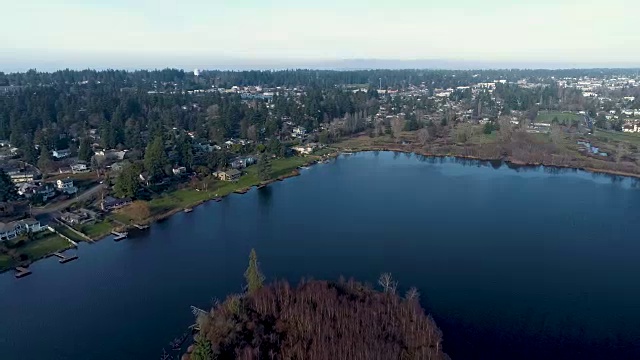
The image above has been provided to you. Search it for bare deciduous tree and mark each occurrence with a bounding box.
[497,116,514,143]
[405,287,420,301]
[378,273,398,294]
[417,128,431,146]
[391,117,405,142]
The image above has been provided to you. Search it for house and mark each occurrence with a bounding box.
[292,145,316,155]
[0,218,45,242]
[216,169,241,182]
[60,212,85,225]
[172,166,187,176]
[110,161,128,172]
[60,209,94,225]
[7,170,35,184]
[101,196,132,211]
[71,163,89,174]
[230,156,257,169]
[52,149,71,159]
[16,182,38,197]
[292,126,307,138]
[56,178,78,194]
[35,184,56,201]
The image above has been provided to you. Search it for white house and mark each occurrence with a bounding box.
[292,126,307,138]
[71,163,89,174]
[56,178,77,194]
[172,166,187,176]
[52,149,71,159]
[292,145,315,155]
[0,218,45,242]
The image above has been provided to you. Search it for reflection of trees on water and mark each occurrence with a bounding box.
[257,186,272,207]
[382,152,639,186]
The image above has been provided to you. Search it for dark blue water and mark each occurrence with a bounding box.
[2,152,640,360]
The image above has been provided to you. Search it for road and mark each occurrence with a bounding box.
[31,184,106,216]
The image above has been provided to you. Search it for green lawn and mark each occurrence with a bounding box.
[0,254,15,272]
[55,225,88,243]
[593,129,640,147]
[536,111,581,124]
[78,221,113,239]
[20,232,71,260]
[124,156,312,221]
[471,129,498,144]
[109,212,135,224]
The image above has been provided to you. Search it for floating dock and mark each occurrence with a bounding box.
[15,267,32,278]
[112,231,128,241]
[53,252,78,264]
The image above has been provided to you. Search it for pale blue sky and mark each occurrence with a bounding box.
[1,0,639,70]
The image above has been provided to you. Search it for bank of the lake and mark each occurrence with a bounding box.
[2,152,640,360]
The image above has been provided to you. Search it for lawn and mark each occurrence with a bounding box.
[0,254,15,272]
[146,157,311,214]
[593,129,640,147]
[55,225,88,243]
[536,111,581,124]
[78,221,113,239]
[20,232,71,260]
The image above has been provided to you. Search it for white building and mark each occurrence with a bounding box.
[0,219,45,242]
[56,178,78,194]
[52,149,71,159]
[71,163,89,174]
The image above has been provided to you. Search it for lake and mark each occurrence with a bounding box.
[1,151,640,360]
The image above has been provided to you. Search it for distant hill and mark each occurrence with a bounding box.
[185,279,449,360]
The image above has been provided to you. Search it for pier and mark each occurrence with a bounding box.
[15,266,32,278]
[54,252,78,264]
[111,231,128,241]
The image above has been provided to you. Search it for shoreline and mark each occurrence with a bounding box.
[336,143,640,180]
[4,147,638,275]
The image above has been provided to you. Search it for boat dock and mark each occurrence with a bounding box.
[112,231,128,241]
[133,224,149,230]
[15,267,32,278]
[184,208,193,213]
[54,252,79,264]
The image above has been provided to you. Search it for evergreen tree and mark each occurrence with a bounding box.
[37,145,53,174]
[114,164,141,198]
[144,136,168,182]
[244,249,265,294]
[257,153,272,181]
[78,137,93,162]
[0,169,19,202]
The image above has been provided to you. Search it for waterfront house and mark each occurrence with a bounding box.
[56,178,78,194]
[217,169,241,182]
[230,156,257,169]
[0,218,44,242]
[52,149,71,159]
[101,196,132,211]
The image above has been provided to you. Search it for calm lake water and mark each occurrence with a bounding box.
[2,152,640,360]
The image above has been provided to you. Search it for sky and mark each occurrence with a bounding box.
[1,0,639,71]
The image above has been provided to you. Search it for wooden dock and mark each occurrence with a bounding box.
[112,231,128,241]
[15,267,32,278]
[54,252,78,264]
